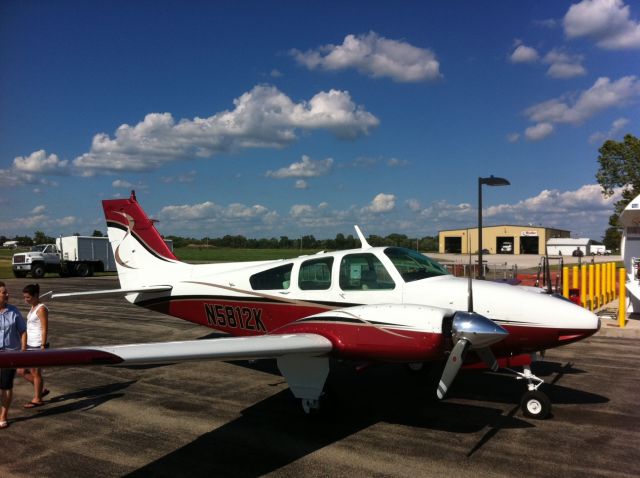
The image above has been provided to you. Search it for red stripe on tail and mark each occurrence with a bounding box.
[102,191,177,261]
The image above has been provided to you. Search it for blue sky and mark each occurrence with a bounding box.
[1,0,639,240]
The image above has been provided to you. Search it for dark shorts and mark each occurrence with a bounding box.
[0,368,17,390]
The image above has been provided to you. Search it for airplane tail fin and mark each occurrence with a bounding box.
[102,191,181,289]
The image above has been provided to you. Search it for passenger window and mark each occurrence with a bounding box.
[298,258,333,290]
[250,263,293,290]
[339,254,395,291]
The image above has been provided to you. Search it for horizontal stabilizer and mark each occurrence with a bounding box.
[0,333,333,368]
[51,285,173,299]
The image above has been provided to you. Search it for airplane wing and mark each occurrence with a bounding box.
[51,285,173,299]
[0,333,333,369]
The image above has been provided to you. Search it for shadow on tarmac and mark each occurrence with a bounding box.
[11,380,136,423]
[125,359,610,476]
[124,364,542,477]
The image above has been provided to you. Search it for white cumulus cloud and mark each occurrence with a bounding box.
[364,193,396,213]
[72,85,378,175]
[525,122,555,141]
[509,44,540,63]
[589,117,630,143]
[13,150,69,174]
[484,184,622,236]
[564,0,640,49]
[266,155,333,178]
[522,76,640,139]
[31,205,46,214]
[112,179,135,189]
[542,49,586,79]
[291,32,442,82]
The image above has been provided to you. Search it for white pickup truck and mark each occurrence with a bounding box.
[12,236,116,278]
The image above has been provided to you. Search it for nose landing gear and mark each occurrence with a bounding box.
[507,363,552,420]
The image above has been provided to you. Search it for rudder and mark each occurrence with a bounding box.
[102,191,179,288]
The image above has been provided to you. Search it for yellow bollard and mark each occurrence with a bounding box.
[572,265,579,290]
[562,266,569,298]
[604,262,609,303]
[609,262,614,303]
[604,263,608,303]
[588,264,594,311]
[595,263,601,309]
[581,264,587,308]
[602,262,609,305]
[618,268,626,328]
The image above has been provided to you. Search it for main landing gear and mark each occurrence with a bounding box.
[506,363,552,420]
[301,398,321,414]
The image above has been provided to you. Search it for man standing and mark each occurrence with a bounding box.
[0,281,27,429]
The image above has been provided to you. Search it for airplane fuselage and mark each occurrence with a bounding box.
[124,246,599,363]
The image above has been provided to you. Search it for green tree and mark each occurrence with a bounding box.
[33,231,54,244]
[92,230,104,237]
[596,134,640,249]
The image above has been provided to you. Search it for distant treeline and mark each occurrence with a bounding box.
[166,233,439,251]
[2,231,439,252]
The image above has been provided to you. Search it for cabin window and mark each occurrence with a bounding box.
[250,263,293,290]
[298,258,333,290]
[384,247,449,282]
[339,253,395,291]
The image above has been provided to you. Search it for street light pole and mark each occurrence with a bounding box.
[478,175,510,279]
[478,177,483,278]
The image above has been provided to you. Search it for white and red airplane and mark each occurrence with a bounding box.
[1,192,599,419]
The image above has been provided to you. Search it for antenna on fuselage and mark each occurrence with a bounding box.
[354,225,371,249]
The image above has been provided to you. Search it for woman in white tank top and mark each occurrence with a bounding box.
[19,284,49,407]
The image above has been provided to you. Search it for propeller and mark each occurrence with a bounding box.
[436,311,508,399]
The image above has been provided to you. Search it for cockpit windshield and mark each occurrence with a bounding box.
[384,247,450,282]
[30,245,47,252]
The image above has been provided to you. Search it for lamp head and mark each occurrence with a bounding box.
[480,175,510,187]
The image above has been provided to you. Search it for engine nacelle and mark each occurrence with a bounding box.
[274,303,454,362]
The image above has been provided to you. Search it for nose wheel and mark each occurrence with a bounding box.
[520,390,551,419]
[507,363,552,420]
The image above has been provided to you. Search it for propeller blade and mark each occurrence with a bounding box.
[437,339,469,399]
[436,312,509,399]
[475,346,499,371]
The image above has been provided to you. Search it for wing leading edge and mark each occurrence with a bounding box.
[0,333,333,369]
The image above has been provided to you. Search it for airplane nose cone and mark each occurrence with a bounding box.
[452,311,509,349]
[558,304,601,342]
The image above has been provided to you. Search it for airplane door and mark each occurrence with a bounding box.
[335,253,400,305]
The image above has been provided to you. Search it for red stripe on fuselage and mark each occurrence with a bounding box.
[495,323,597,353]
[137,296,597,362]
[141,296,331,336]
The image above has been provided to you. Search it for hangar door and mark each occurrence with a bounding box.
[444,237,462,253]
[520,236,539,254]
[496,236,514,254]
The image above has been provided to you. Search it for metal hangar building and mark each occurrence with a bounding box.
[438,225,570,255]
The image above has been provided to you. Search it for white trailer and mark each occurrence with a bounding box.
[546,238,592,256]
[13,236,116,278]
[57,236,116,276]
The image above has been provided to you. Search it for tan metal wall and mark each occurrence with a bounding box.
[438,226,570,255]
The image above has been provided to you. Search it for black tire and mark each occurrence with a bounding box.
[13,271,27,278]
[31,264,45,278]
[520,390,551,419]
[76,263,93,278]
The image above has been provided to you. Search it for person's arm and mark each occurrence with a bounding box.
[38,306,48,349]
[17,310,27,351]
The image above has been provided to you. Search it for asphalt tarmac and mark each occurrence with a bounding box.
[1,276,638,478]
